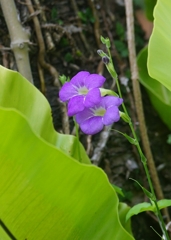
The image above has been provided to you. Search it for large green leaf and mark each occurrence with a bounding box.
[138,47,171,130]
[126,202,152,221]
[0,65,89,164]
[126,199,171,221]
[118,203,133,235]
[0,66,134,239]
[148,0,171,91]
[144,0,157,21]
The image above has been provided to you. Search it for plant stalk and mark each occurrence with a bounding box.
[73,118,81,162]
[0,0,33,83]
[124,0,168,209]
[106,47,170,240]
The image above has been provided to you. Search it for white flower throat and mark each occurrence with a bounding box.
[78,86,89,95]
[93,107,106,116]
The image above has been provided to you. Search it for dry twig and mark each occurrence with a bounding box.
[33,0,55,52]
[91,125,112,166]
[57,100,70,135]
[71,0,90,52]
[88,0,101,48]
[37,62,45,94]
[25,0,59,87]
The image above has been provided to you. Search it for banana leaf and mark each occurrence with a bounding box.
[137,47,171,130]
[148,0,171,92]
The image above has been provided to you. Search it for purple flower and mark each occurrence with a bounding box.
[59,71,106,116]
[75,96,123,135]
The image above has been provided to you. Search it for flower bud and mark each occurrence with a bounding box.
[59,75,69,85]
[97,49,103,55]
[119,111,130,123]
[105,38,111,48]
[100,36,111,48]
[102,56,110,64]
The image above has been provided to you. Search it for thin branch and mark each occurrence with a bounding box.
[57,101,70,135]
[71,0,91,52]
[124,0,170,222]
[91,125,112,166]
[33,0,55,52]
[0,0,33,83]
[25,0,59,87]
[88,0,101,48]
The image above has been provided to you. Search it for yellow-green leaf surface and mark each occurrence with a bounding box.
[0,65,89,164]
[0,66,134,239]
[148,0,171,91]
[138,47,171,130]
[118,203,133,235]
[0,108,134,240]
[126,202,152,221]
[126,199,171,221]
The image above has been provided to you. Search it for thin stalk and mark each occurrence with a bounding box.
[73,118,81,161]
[106,48,169,240]
[0,0,33,83]
[107,46,129,116]
[124,0,169,225]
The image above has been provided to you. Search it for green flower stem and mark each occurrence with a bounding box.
[128,107,169,240]
[106,48,169,240]
[73,117,81,162]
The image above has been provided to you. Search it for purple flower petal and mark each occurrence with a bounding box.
[68,95,85,116]
[79,116,103,135]
[102,106,120,125]
[84,88,101,108]
[84,74,106,89]
[59,82,78,102]
[70,71,90,87]
[101,96,123,108]
[76,108,93,125]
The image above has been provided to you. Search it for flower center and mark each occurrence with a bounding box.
[94,107,106,116]
[78,86,89,95]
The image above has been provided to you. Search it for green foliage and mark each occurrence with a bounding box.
[57,19,63,25]
[118,203,133,235]
[64,52,74,62]
[114,130,137,145]
[126,199,171,221]
[51,7,58,20]
[144,0,157,21]
[119,190,133,202]
[148,0,171,92]
[126,202,153,221]
[134,24,145,50]
[111,184,124,197]
[137,47,171,130]
[0,66,134,240]
[78,8,95,23]
[59,37,69,47]
[115,22,125,41]
[50,7,63,25]
[133,0,144,9]
[114,22,128,58]
[114,40,128,58]
[129,178,154,201]
[100,88,119,97]
[59,74,70,85]
[167,134,171,144]
[75,49,82,57]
